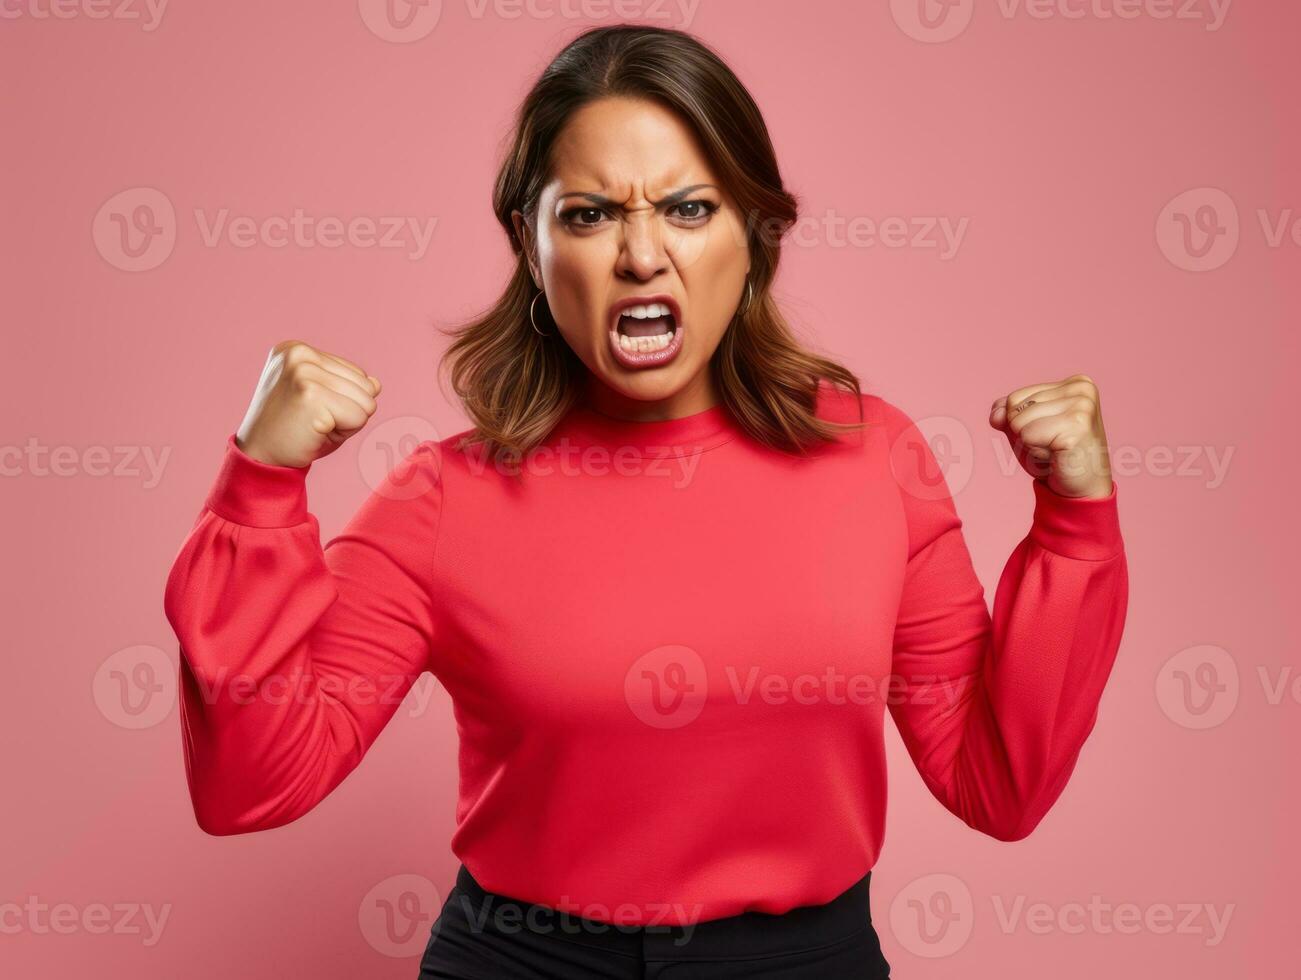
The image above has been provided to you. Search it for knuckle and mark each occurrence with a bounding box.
[281,341,315,365]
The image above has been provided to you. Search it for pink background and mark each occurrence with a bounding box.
[3,1,1296,976]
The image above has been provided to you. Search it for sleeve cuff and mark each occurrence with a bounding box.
[1028,477,1124,560]
[203,433,311,528]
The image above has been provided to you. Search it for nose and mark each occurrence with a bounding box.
[614,210,670,282]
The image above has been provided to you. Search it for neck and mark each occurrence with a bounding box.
[578,372,722,422]
[556,372,741,459]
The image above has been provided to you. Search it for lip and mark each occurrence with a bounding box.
[607,293,684,370]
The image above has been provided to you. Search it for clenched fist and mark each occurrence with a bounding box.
[235,340,382,468]
[989,373,1115,499]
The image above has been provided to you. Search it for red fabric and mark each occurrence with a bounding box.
[163,384,1128,924]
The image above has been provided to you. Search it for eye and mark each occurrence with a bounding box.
[668,200,719,224]
[559,199,720,230]
[560,206,610,228]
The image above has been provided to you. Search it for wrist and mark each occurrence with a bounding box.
[1029,477,1123,560]
[206,433,312,528]
[1035,474,1115,501]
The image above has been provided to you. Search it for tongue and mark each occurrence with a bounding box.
[620,314,674,338]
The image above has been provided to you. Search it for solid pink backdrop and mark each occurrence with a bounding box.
[2,1,1296,976]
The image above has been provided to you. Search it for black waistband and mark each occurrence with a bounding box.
[448,864,874,960]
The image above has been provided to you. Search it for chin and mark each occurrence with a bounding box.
[593,359,694,402]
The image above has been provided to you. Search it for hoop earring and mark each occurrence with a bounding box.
[737,279,755,319]
[529,292,550,337]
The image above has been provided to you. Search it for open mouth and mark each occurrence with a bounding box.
[614,302,677,353]
[606,295,684,368]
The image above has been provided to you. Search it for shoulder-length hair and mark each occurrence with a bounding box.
[439,23,867,467]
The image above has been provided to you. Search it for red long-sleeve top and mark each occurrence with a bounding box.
[163,383,1128,925]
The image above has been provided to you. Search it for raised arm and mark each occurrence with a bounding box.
[881,397,1129,841]
[163,433,443,835]
[162,340,444,835]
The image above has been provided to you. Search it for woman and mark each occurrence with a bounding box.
[163,24,1128,979]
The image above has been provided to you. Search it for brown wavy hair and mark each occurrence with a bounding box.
[439,23,867,467]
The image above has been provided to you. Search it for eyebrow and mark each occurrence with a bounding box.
[557,184,719,208]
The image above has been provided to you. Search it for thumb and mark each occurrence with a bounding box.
[989,397,1009,432]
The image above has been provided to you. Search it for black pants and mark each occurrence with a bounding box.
[418,864,892,979]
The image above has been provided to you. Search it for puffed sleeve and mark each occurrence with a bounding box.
[881,400,1129,841]
[162,433,444,835]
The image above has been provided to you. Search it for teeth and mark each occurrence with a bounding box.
[616,330,674,352]
[619,302,673,319]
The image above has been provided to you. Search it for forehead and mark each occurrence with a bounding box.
[546,96,717,194]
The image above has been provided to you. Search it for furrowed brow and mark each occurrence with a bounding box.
[560,184,718,208]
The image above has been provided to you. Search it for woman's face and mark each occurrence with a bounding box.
[512,95,751,418]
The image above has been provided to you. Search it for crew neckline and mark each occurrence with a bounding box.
[556,393,742,457]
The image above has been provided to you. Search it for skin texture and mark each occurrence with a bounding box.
[511,95,752,423]
[235,340,381,468]
[989,373,1115,499]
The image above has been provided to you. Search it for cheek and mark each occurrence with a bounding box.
[541,241,607,318]
[673,229,748,333]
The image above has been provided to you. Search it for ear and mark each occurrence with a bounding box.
[510,209,542,289]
